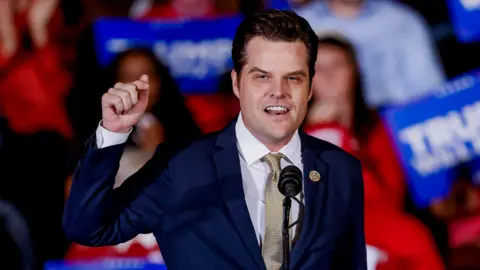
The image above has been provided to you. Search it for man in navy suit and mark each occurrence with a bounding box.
[63,10,367,270]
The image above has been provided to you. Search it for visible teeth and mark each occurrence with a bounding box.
[266,106,287,111]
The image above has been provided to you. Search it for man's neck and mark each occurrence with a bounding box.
[327,0,364,18]
[245,126,293,153]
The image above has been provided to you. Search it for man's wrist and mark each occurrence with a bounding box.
[96,121,131,148]
[101,121,131,134]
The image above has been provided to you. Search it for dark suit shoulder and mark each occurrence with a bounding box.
[157,131,223,188]
[149,130,218,162]
[169,131,220,162]
[156,132,223,211]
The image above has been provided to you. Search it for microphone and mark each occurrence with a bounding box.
[278,165,303,198]
[278,165,303,270]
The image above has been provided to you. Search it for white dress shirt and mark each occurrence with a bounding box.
[95,113,304,245]
[235,114,303,244]
[95,121,132,148]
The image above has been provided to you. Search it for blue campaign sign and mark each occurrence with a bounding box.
[266,0,292,10]
[447,0,480,43]
[382,70,480,207]
[93,16,243,94]
[45,259,167,270]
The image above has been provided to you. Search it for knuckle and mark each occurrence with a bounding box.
[119,90,130,100]
[113,95,122,103]
[114,82,123,88]
[102,93,112,103]
[127,83,137,92]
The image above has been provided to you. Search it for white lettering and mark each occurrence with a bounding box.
[106,38,130,53]
[154,39,233,79]
[460,101,480,153]
[459,0,480,10]
[399,124,428,155]
[398,101,480,176]
[106,38,233,81]
[434,75,475,97]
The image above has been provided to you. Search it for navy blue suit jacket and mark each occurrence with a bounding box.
[63,121,367,269]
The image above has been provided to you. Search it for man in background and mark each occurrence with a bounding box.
[296,0,445,108]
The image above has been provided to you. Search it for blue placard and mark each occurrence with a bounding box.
[93,16,243,93]
[447,0,480,43]
[266,0,292,10]
[45,259,167,270]
[382,69,480,207]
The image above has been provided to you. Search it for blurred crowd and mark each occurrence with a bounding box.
[0,0,479,270]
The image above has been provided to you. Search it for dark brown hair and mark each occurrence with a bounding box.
[232,9,318,82]
[316,35,378,142]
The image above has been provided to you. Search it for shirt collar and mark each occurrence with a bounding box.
[235,113,301,166]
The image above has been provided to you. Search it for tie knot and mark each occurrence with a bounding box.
[262,153,284,173]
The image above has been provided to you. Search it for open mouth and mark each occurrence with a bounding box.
[264,105,290,115]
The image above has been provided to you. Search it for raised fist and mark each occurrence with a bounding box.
[101,74,150,133]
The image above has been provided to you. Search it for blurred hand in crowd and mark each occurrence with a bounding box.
[0,0,59,59]
[28,0,60,48]
[0,0,16,59]
[430,180,480,220]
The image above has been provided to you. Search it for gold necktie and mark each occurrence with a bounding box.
[261,153,287,270]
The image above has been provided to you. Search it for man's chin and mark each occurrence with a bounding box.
[267,129,296,143]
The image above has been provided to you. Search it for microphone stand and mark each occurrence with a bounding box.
[282,196,292,270]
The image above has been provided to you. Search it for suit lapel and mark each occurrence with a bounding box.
[213,121,265,270]
[291,131,329,268]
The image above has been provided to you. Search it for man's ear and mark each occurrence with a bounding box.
[231,69,240,99]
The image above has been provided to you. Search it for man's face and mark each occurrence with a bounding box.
[231,37,312,150]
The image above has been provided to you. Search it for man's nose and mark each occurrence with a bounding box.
[270,80,288,98]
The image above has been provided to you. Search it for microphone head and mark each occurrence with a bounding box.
[278,165,303,197]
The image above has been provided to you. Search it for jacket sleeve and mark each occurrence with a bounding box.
[63,136,176,246]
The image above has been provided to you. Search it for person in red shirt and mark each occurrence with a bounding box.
[0,1,76,267]
[0,0,73,137]
[304,34,444,270]
[135,0,221,20]
[305,34,405,209]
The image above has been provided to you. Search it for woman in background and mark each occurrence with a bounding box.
[305,34,406,209]
[67,47,202,187]
[106,48,202,184]
[105,49,201,147]
[305,34,444,270]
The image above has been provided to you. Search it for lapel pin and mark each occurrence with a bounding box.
[309,170,321,182]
